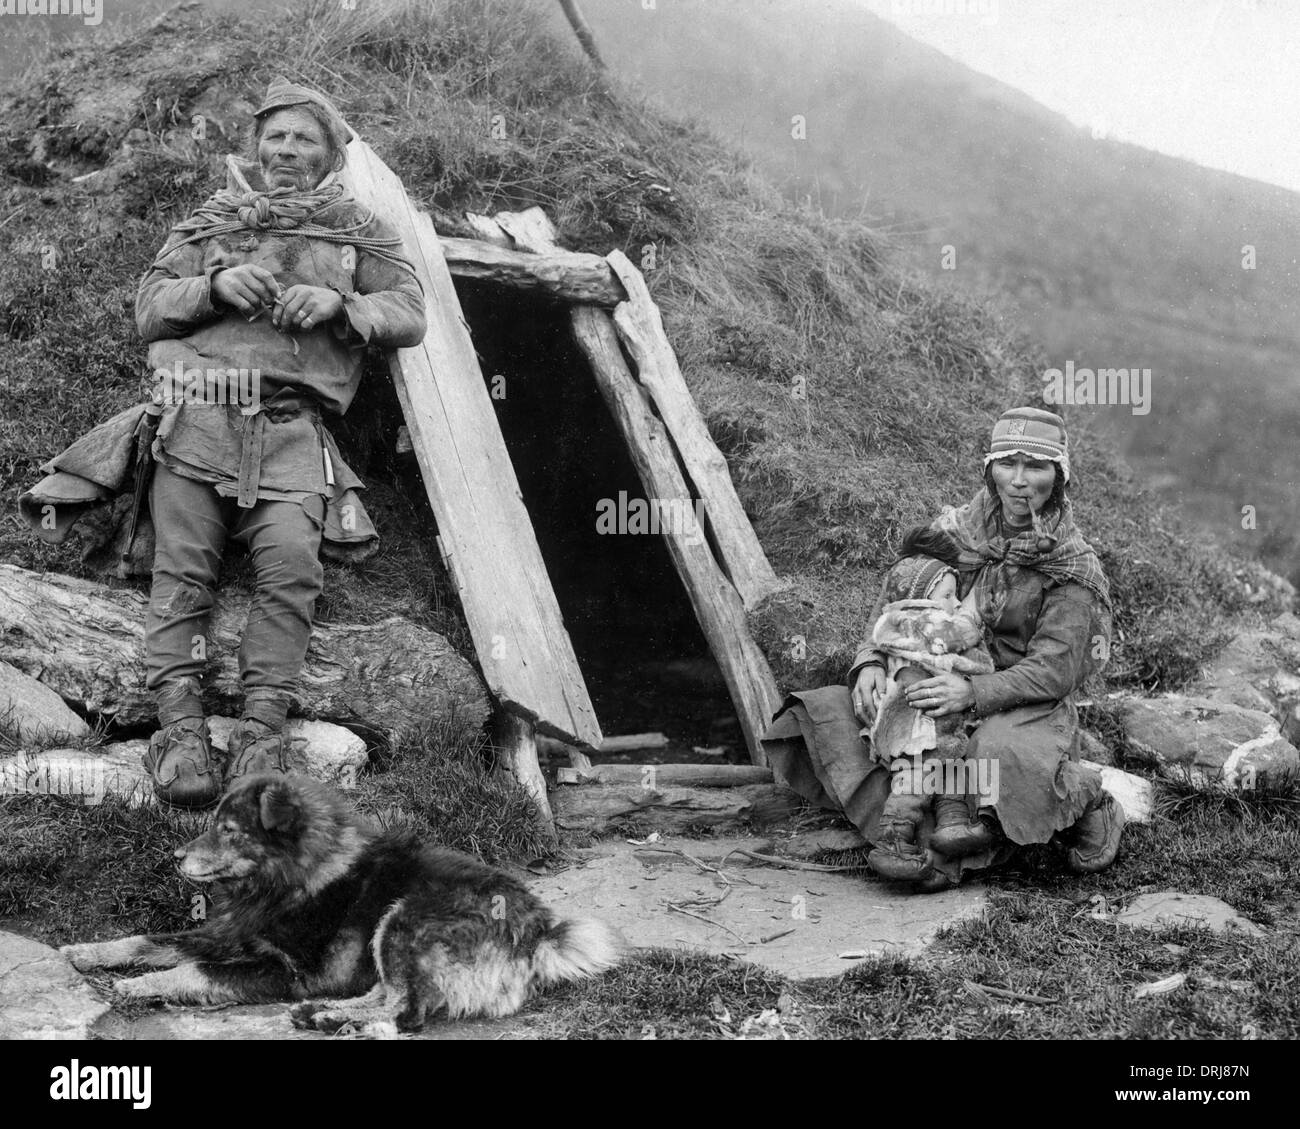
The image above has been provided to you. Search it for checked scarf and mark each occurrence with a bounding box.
[929,489,1113,675]
[152,156,417,278]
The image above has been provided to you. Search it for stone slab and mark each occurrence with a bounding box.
[0,930,111,1039]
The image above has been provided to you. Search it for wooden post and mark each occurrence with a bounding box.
[557,0,607,69]
[495,709,557,842]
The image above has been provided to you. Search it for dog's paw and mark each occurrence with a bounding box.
[60,943,103,973]
[111,973,164,1000]
[289,1002,323,1030]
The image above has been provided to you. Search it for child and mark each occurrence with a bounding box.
[860,556,994,885]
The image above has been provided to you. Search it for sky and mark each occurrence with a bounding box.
[856,0,1300,193]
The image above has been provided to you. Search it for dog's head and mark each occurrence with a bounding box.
[175,773,359,886]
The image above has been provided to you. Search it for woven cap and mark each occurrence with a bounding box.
[983,406,1070,482]
[254,77,351,155]
[883,555,956,603]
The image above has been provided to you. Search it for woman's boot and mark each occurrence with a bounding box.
[931,796,1002,857]
[1063,790,1125,873]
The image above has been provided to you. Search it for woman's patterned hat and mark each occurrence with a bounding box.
[983,406,1070,482]
[883,555,955,603]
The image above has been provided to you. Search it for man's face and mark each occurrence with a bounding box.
[257,108,333,191]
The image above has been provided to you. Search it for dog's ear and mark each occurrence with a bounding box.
[258,780,298,832]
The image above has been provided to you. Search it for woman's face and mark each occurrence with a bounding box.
[989,453,1056,523]
[257,108,333,191]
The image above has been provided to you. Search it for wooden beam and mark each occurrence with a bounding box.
[570,307,782,765]
[556,763,774,787]
[339,137,601,748]
[495,710,556,841]
[440,237,625,306]
[605,251,781,611]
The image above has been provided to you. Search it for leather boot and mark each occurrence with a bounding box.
[1064,790,1125,873]
[226,718,290,783]
[931,797,1001,857]
[142,717,223,808]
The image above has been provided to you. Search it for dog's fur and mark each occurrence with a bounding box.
[61,773,624,1035]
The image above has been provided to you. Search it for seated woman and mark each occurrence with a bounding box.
[763,406,1124,892]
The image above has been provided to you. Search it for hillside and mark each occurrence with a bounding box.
[574,0,1300,586]
[0,0,1289,747]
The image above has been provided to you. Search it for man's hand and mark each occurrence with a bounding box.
[212,264,281,316]
[905,673,975,717]
[272,285,344,332]
[852,666,886,726]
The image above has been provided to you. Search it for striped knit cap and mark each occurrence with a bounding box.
[882,555,955,603]
[982,406,1070,483]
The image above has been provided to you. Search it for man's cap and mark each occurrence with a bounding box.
[254,77,351,155]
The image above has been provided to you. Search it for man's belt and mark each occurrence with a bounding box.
[235,393,321,509]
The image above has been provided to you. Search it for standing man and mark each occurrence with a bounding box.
[137,78,425,806]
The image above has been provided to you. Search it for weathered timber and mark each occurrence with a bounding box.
[556,763,774,787]
[340,135,601,747]
[495,711,557,841]
[440,237,624,305]
[605,250,781,611]
[537,731,670,760]
[0,564,488,742]
[551,781,801,834]
[571,307,782,765]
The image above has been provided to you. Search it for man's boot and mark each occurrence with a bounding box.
[143,717,224,808]
[226,718,291,784]
[1063,790,1125,873]
[931,796,1001,857]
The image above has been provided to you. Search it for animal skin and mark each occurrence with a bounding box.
[61,774,625,1036]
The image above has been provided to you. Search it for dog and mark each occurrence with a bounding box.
[61,773,625,1035]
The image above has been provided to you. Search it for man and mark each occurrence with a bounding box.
[136,79,426,806]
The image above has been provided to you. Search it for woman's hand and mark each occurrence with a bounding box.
[272,285,344,331]
[852,666,886,726]
[212,264,281,315]
[905,673,975,717]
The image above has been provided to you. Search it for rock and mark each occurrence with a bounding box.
[0,719,369,804]
[0,660,90,744]
[1192,620,1300,721]
[0,741,152,805]
[1115,891,1264,937]
[1081,760,1153,824]
[1117,695,1299,787]
[0,931,111,1039]
[207,717,368,788]
[782,828,868,859]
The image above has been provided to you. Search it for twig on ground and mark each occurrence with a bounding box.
[637,844,757,886]
[963,979,1057,1005]
[665,901,752,945]
[760,927,797,945]
[719,848,869,873]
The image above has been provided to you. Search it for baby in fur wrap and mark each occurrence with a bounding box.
[865,556,994,871]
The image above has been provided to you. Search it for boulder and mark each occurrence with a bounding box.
[0,660,90,744]
[0,931,111,1039]
[1117,695,1299,788]
[1082,760,1153,824]
[1192,613,1300,724]
[1115,891,1264,937]
[0,719,369,804]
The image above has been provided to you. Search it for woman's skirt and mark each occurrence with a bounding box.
[761,687,1103,879]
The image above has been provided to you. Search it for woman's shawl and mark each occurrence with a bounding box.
[929,489,1113,675]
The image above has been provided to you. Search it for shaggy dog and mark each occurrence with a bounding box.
[61,773,625,1035]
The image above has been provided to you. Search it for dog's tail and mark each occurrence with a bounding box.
[531,917,626,986]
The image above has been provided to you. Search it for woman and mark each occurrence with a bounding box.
[133,79,426,806]
[849,406,1124,888]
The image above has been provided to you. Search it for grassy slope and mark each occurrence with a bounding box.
[0,0,1286,700]
[577,0,1300,587]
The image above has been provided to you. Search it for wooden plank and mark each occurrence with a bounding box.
[538,731,670,759]
[605,250,781,611]
[556,763,774,787]
[339,137,601,747]
[495,711,556,841]
[570,307,781,765]
[440,237,624,305]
